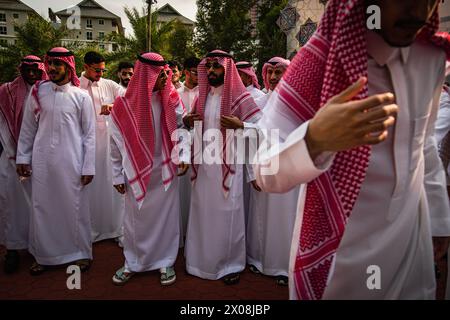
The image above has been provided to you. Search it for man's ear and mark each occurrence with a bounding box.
[83,64,89,71]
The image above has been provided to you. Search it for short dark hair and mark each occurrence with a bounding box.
[118,61,134,71]
[183,57,200,70]
[84,51,105,65]
[168,60,181,70]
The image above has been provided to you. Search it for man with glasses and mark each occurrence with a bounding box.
[80,51,125,244]
[0,55,47,274]
[184,50,262,285]
[16,47,96,275]
[117,61,134,89]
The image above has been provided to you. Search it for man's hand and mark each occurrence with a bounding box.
[114,184,126,194]
[251,180,261,192]
[178,162,189,176]
[305,77,398,161]
[81,175,94,186]
[221,115,244,130]
[433,236,450,261]
[16,164,32,179]
[183,113,202,129]
[100,104,113,115]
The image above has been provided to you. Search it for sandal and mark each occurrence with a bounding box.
[75,259,92,273]
[275,275,288,286]
[160,267,176,286]
[223,272,240,285]
[112,266,134,286]
[30,261,47,276]
[249,264,261,275]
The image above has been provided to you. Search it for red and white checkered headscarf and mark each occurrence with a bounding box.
[0,55,46,158]
[236,61,261,89]
[262,57,290,91]
[191,50,261,196]
[111,52,182,209]
[271,0,450,300]
[32,47,79,119]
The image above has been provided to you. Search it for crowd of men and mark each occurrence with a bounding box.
[1,0,450,300]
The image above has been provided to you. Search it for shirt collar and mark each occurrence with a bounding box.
[366,30,411,66]
[80,72,101,87]
[51,81,71,92]
[210,84,224,96]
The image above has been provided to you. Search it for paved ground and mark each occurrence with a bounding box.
[0,240,288,300]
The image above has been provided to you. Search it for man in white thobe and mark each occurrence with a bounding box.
[80,51,125,243]
[183,50,262,284]
[16,47,95,275]
[243,58,299,286]
[0,55,46,273]
[177,57,200,247]
[110,53,189,286]
[254,0,450,299]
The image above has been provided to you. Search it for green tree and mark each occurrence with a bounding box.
[255,0,288,78]
[168,20,197,62]
[0,13,67,83]
[194,0,258,61]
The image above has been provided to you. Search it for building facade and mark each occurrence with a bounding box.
[51,0,124,53]
[0,0,39,47]
[155,4,195,29]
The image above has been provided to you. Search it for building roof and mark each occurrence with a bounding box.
[54,0,123,34]
[156,3,195,26]
[0,0,37,12]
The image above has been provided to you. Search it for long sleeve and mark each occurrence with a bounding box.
[16,91,38,165]
[110,131,125,185]
[80,95,96,175]
[174,102,191,164]
[425,80,450,237]
[254,121,334,193]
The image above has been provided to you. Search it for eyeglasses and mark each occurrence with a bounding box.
[89,65,107,73]
[205,61,222,70]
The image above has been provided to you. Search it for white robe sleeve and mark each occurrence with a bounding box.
[425,80,450,237]
[110,130,125,185]
[175,102,191,164]
[80,94,96,176]
[16,91,37,165]
[253,121,334,193]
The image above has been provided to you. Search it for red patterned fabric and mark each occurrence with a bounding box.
[274,0,450,300]
[191,50,261,196]
[236,61,261,89]
[262,57,290,91]
[111,52,181,208]
[0,55,46,158]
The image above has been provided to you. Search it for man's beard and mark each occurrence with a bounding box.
[121,78,130,87]
[208,73,224,87]
[49,71,67,84]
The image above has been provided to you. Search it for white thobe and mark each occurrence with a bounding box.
[254,31,450,299]
[80,75,125,242]
[110,94,187,272]
[177,83,199,247]
[0,83,31,250]
[185,85,254,280]
[246,89,300,277]
[434,89,450,299]
[16,82,96,265]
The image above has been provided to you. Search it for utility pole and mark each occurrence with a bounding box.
[147,0,158,51]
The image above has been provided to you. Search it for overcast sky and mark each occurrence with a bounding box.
[22,0,198,36]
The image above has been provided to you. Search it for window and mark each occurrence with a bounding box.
[86,19,92,28]
[86,31,92,40]
[99,44,105,50]
[112,44,118,51]
[98,19,104,25]
[0,26,7,34]
[14,26,19,32]
[0,13,6,22]
[98,32,104,40]
[13,13,19,19]
[0,39,7,47]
